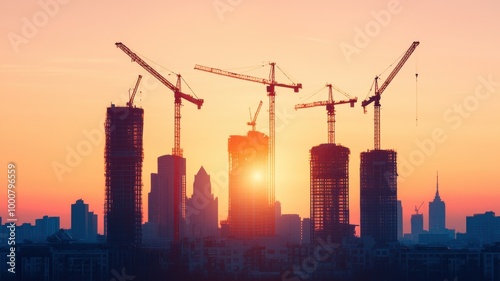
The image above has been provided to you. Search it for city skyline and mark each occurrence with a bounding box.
[1,1,500,235]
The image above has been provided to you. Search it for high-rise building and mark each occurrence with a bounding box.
[397,200,403,240]
[411,213,424,243]
[310,143,354,244]
[87,212,98,242]
[276,214,301,244]
[360,149,397,244]
[35,216,60,242]
[466,211,500,245]
[104,104,143,246]
[429,172,446,233]
[228,130,274,238]
[149,155,186,244]
[186,166,218,238]
[71,199,88,241]
[71,199,98,242]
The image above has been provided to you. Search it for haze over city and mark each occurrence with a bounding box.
[1,0,499,236]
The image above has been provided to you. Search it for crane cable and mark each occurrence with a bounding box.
[415,47,419,126]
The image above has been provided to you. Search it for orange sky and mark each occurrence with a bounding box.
[1,1,499,235]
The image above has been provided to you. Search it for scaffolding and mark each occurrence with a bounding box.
[360,149,397,244]
[104,105,143,246]
[310,143,353,244]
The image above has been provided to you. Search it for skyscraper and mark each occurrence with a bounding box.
[360,150,397,244]
[104,104,143,246]
[310,143,354,244]
[186,166,218,238]
[429,172,446,233]
[149,155,186,243]
[228,130,273,238]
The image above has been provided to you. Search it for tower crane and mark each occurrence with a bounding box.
[414,201,424,215]
[247,101,263,131]
[126,75,142,108]
[194,63,302,231]
[116,42,204,242]
[361,41,419,150]
[295,84,357,144]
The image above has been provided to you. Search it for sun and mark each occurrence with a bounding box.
[252,171,263,182]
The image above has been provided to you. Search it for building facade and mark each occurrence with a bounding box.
[104,105,143,246]
[228,130,274,238]
[149,155,187,244]
[360,149,397,244]
[186,166,219,238]
[310,143,354,244]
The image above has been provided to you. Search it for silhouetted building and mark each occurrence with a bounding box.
[87,211,98,242]
[149,155,186,244]
[397,200,403,240]
[71,199,88,241]
[228,130,274,238]
[310,143,354,244]
[360,149,397,244]
[276,214,301,244]
[104,104,143,246]
[301,218,311,245]
[35,216,60,242]
[466,211,500,245]
[429,172,446,233]
[71,199,98,242]
[186,166,218,238]
[411,213,424,243]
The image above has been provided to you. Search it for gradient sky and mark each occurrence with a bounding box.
[1,1,499,235]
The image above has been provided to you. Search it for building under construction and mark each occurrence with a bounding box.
[310,143,354,244]
[104,104,143,246]
[228,130,274,239]
[360,149,397,244]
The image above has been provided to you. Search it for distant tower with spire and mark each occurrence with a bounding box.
[429,171,446,233]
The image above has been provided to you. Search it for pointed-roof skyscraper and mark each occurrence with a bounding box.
[429,172,446,233]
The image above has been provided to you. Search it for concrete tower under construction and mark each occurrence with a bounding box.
[228,130,274,239]
[310,143,354,244]
[104,104,143,246]
[360,149,397,244]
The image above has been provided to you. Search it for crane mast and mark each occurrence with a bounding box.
[116,42,204,242]
[361,41,419,150]
[295,84,357,144]
[195,63,301,233]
